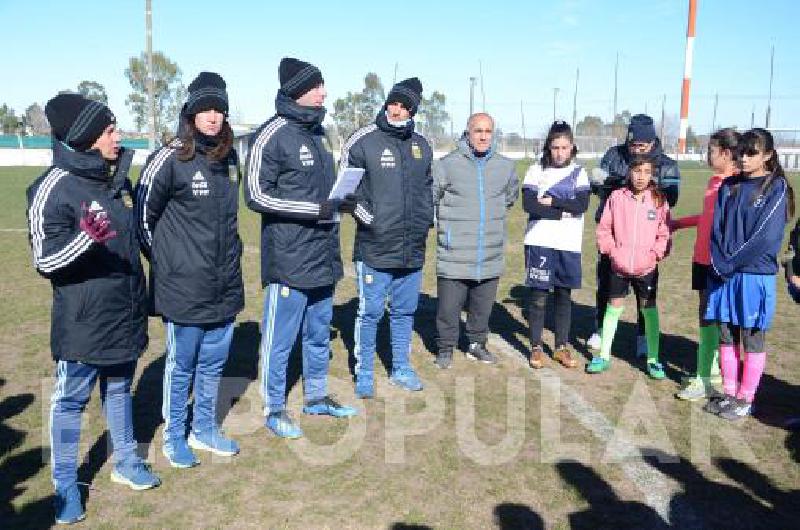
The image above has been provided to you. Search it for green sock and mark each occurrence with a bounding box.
[599,305,624,361]
[697,325,719,379]
[641,307,660,363]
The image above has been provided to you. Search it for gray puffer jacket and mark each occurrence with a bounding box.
[432,139,519,280]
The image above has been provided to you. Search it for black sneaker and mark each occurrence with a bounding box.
[466,342,497,364]
[435,348,453,370]
[703,393,734,415]
[718,397,753,421]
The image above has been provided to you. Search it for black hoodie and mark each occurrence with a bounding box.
[26,141,148,364]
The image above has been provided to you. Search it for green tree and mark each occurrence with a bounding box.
[25,103,49,135]
[575,115,604,137]
[77,80,109,105]
[0,104,20,134]
[332,72,386,140]
[124,51,185,136]
[417,91,449,141]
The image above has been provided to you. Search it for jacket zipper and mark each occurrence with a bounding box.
[629,194,640,273]
[476,158,486,280]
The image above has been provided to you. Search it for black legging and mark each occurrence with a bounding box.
[596,253,645,334]
[528,287,572,348]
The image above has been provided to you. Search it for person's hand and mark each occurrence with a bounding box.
[79,202,117,243]
[318,199,342,220]
[340,194,357,214]
[538,196,553,206]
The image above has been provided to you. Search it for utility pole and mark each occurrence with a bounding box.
[553,87,560,122]
[479,60,486,111]
[678,0,697,154]
[766,45,774,128]
[393,62,398,85]
[572,67,579,130]
[751,105,755,128]
[660,94,666,142]
[520,100,528,159]
[613,52,619,120]
[711,93,718,133]
[146,0,156,149]
[469,77,477,116]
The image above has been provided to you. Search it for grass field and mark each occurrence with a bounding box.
[1,161,799,529]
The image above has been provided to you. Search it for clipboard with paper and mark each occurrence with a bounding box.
[329,167,364,200]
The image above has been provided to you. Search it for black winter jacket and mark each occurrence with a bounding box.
[136,135,244,324]
[244,92,343,289]
[26,142,148,365]
[340,111,434,269]
[591,139,681,222]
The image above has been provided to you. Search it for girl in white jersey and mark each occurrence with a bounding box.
[522,121,590,369]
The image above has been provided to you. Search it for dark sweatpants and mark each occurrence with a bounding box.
[595,253,645,334]
[436,277,499,351]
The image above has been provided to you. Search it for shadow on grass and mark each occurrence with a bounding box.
[747,373,800,464]
[493,502,544,529]
[643,454,800,528]
[556,461,668,529]
[0,377,51,529]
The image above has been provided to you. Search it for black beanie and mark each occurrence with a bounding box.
[627,114,657,143]
[185,71,229,115]
[45,93,115,152]
[386,77,423,116]
[279,57,324,99]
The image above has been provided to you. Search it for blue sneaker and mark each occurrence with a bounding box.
[266,410,303,439]
[162,437,198,468]
[355,374,374,399]
[303,396,358,417]
[390,367,423,392]
[188,428,240,457]
[54,483,85,525]
[586,357,611,374]
[110,459,161,491]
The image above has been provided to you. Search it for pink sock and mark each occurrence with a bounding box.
[718,344,739,397]
[737,352,766,403]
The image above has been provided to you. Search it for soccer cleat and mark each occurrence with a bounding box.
[390,367,424,392]
[162,437,199,468]
[553,345,578,368]
[586,357,611,374]
[466,342,497,364]
[675,378,710,401]
[54,482,85,525]
[266,410,303,439]
[303,396,358,417]
[703,393,734,415]
[111,460,161,491]
[636,335,649,359]
[647,361,666,380]
[586,332,601,351]
[435,348,453,370]
[188,428,240,457]
[529,345,545,369]
[718,397,753,421]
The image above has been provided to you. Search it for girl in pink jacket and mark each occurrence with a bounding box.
[671,129,740,400]
[590,156,671,377]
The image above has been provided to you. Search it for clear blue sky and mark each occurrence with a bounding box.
[2,0,799,138]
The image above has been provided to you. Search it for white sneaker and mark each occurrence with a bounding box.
[636,335,648,358]
[587,332,601,350]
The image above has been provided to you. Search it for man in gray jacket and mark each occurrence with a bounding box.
[432,113,519,369]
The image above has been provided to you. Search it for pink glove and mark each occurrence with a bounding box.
[80,202,117,244]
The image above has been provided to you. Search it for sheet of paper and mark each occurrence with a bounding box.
[328,167,364,199]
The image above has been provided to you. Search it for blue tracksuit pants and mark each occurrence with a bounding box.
[260,283,334,414]
[50,360,138,488]
[162,319,234,442]
[353,262,422,382]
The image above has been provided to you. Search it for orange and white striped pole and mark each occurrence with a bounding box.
[678,0,698,154]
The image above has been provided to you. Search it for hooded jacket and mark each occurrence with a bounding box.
[339,110,434,269]
[593,138,681,222]
[596,186,671,278]
[136,131,244,324]
[26,142,148,364]
[433,138,518,280]
[245,92,342,289]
